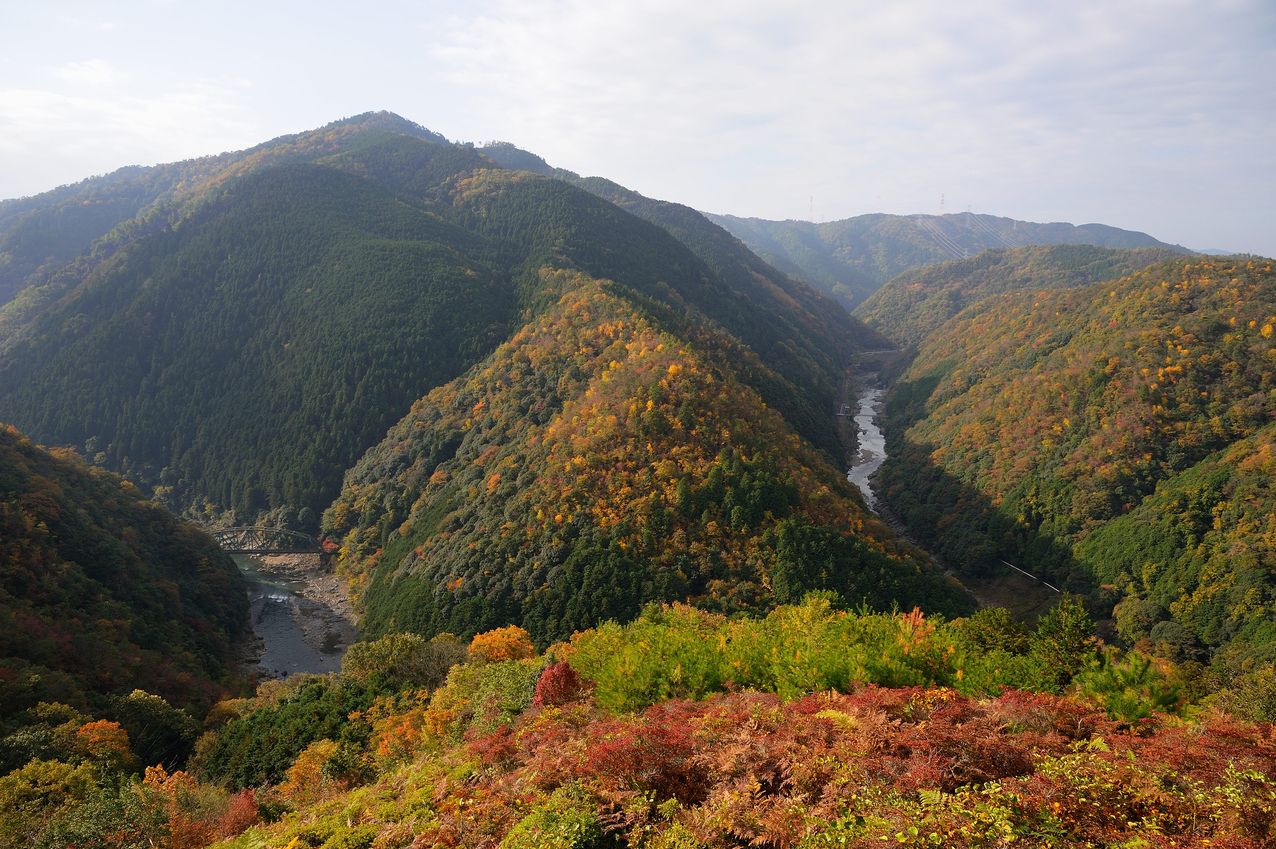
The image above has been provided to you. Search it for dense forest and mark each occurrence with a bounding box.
[0,115,875,529]
[706,211,1186,309]
[876,258,1275,673]
[856,244,1186,347]
[0,422,248,804]
[324,270,966,646]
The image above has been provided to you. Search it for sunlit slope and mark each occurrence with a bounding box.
[857,244,1185,347]
[325,271,968,645]
[878,257,1275,659]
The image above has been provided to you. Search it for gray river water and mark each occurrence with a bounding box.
[846,380,887,511]
[234,555,355,678]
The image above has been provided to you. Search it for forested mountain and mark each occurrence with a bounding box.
[0,114,881,531]
[876,257,1276,667]
[708,211,1189,309]
[324,271,966,645]
[0,112,446,310]
[857,244,1186,347]
[0,423,247,720]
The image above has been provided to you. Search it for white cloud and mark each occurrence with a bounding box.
[56,58,130,86]
[419,0,1275,252]
[0,0,1272,254]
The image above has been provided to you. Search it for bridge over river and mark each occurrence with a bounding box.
[209,526,322,555]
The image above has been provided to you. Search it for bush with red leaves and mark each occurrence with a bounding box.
[533,662,593,707]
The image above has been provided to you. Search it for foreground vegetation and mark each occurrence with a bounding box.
[5,598,1272,848]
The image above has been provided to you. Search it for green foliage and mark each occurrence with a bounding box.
[340,632,465,691]
[500,785,608,849]
[1027,595,1097,692]
[191,676,378,790]
[108,689,200,771]
[1073,649,1181,722]
[567,597,1062,712]
[0,425,247,723]
[1207,663,1276,722]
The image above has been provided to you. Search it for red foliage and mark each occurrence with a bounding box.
[582,701,709,805]
[533,662,592,707]
[405,687,1276,848]
[465,725,518,767]
[217,789,259,838]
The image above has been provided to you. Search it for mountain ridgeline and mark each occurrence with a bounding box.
[708,211,1189,310]
[0,112,972,649]
[0,113,876,533]
[856,244,1188,347]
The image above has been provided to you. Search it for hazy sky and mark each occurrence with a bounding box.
[2,0,1274,255]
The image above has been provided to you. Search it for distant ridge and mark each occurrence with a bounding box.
[706,211,1190,308]
[856,244,1187,347]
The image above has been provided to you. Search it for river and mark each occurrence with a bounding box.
[846,376,887,511]
[234,554,358,678]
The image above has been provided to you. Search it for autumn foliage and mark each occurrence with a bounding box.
[468,626,536,663]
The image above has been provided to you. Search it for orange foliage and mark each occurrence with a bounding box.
[468,625,535,662]
[75,719,133,767]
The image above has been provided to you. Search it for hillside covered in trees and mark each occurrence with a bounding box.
[0,113,876,532]
[324,270,966,645]
[0,423,247,722]
[857,244,1186,347]
[708,212,1188,309]
[876,257,1276,673]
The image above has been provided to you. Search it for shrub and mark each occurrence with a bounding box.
[499,785,608,849]
[342,631,465,690]
[534,662,593,707]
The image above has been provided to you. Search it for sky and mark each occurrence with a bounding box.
[2,0,1274,255]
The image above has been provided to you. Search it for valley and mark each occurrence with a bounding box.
[0,111,1272,849]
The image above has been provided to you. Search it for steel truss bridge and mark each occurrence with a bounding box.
[209,526,321,555]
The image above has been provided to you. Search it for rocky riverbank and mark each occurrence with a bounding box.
[235,553,359,679]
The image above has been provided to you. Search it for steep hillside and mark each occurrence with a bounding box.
[857,244,1186,347]
[0,157,511,523]
[1075,423,1275,665]
[0,118,872,527]
[0,423,247,720]
[709,211,1188,309]
[877,257,1276,661]
[324,271,967,645]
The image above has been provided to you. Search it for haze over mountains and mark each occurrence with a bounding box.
[708,212,1190,309]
